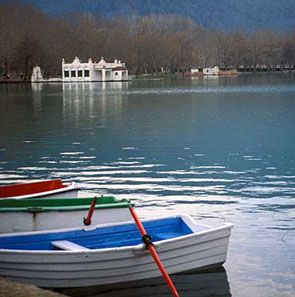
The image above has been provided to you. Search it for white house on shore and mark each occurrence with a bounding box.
[62,57,129,82]
[190,68,200,76]
[203,66,220,75]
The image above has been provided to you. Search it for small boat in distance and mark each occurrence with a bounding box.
[0,214,233,288]
[0,179,80,199]
[0,196,133,233]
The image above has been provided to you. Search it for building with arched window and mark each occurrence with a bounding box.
[62,57,129,82]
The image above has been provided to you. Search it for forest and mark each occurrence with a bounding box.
[1,2,295,80]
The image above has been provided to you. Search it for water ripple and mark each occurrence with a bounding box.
[118,85,295,96]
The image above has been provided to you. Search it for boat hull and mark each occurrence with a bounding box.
[0,215,233,288]
[0,208,132,233]
[0,196,133,233]
[0,180,80,199]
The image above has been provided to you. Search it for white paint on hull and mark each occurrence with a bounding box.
[0,207,132,233]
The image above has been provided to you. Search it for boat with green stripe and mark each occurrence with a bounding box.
[0,196,133,233]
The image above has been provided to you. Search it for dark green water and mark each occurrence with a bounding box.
[0,75,294,296]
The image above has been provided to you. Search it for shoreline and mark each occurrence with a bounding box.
[0,71,294,84]
[0,277,67,297]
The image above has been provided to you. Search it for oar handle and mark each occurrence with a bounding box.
[129,207,179,297]
[83,197,97,225]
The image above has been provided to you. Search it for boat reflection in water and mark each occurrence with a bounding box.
[59,266,231,297]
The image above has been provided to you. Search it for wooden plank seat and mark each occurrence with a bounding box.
[51,240,89,251]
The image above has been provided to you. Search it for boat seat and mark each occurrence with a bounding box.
[51,240,89,251]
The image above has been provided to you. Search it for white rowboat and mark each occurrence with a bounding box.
[0,214,233,288]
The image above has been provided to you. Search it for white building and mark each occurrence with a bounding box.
[203,66,220,75]
[190,68,199,75]
[31,66,44,82]
[62,57,129,82]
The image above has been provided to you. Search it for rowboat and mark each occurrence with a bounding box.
[0,179,80,199]
[0,214,233,288]
[0,196,133,233]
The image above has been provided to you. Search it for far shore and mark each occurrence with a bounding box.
[0,71,294,84]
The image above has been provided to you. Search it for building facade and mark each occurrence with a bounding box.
[31,66,44,82]
[62,57,129,82]
[203,66,220,75]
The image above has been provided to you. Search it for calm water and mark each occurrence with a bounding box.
[0,75,294,297]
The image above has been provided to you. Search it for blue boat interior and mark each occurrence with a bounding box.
[0,217,194,251]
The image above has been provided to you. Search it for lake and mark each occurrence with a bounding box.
[0,74,294,297]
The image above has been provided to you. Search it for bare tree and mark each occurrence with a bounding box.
[0,2,294,79]
[230,31,248,69]
[282,33,295,70]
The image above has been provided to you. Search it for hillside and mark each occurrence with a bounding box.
[17,0,295,32]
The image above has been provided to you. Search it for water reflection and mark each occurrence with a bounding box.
[62,81,128,97]
[31,83,43,112]
[62,82,129,120]
[31,82,44,93]
[59,267,231,297]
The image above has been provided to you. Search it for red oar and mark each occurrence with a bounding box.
[129,207,179,297]
[83,196,97,225]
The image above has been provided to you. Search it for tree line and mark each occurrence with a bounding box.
[1,2,295,80]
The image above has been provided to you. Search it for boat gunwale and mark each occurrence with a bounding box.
[0,196,133,211]
[0,214,233,254]
[0,202,133,212]
[2,182,79,199]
